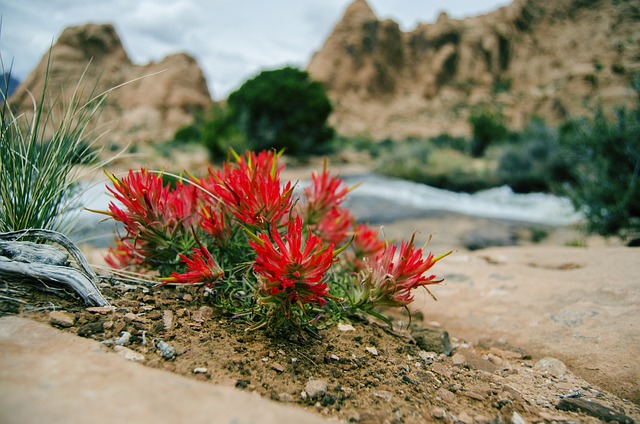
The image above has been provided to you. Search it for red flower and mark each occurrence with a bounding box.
[248,216,334,309]
[161,246,223,287]
[311,207,354,246]
[105,239,141,269]
[343,223,386,272]
[357,234,450,307]
[302,160,352,225]
[199,151,293,229]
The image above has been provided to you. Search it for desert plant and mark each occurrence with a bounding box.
[558,81,640,239]
[201,67,334,158]
[497,118,570,193]
[99,150,450,331]
[0,55,109,234]
[469,107,508,157]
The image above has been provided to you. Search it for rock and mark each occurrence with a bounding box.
[304,379,328,400]
[193,367,208,374]
[271,362,285,373]
[451,352,465,366]
[278,393,294,402]
[337,323,355,332]
[76,321,104,337]
[114,331,131,346]
[192,306,214,323]
[86,306,115,314]
[0,316,328,424]
[510,411,526,424]
[432,408,446,419]
[162,310,174,331]
[113,345,145,363]
[412,326,452,355]
[49,311,75,328]
[153,339,177,360]
[123,313,148,324]
[9,23,212,149]
[462,227,517,251]
[556,398,634,423]
[372,391,393,402]
[307,0,636,140]
[365,346,378,356]
[534,357,567,378]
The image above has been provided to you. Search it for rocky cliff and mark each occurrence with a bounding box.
[9,23,212,148]
[307,0,640,139]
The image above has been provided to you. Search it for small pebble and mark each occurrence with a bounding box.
[271,362,285,373]
[49,311,75,328]
[114,331,131,346]
[337,323,355,332]
[304,379,328,400]
[365,346,378,356]
[154,338,177,360]
[114,345,145,362]
[193,367,208,374]
[85,306,115,314]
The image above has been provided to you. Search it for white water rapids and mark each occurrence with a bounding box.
[73,173,582,245]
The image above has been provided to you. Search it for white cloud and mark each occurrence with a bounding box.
[0,0,511,99]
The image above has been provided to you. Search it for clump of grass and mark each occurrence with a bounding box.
[0,52,109,234]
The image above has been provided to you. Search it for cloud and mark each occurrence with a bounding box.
[0,0,510,99]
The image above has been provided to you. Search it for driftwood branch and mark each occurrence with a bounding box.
[0,229,109,307]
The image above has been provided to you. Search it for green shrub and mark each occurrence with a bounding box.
[497,118,570,193]
[469,108,508,157]
[558,80,640,239]
[203,66,334,157]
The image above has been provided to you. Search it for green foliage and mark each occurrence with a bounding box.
[497,118,571,193]
[0,54,108,234]
[374,140,500,192]
[198,66,334,158]
[469,107,508,157]
[558,83,640,238]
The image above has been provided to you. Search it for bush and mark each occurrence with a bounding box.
[497,118,570,193]
[200,67,334,158]
[469,108,508,157]
[558,81,640,239]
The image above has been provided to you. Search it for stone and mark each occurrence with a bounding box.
[304,380,328,400]
[162,310,174,331]
[271,362,285,373]
[451,352,465,366]
[154,338,176,360]
[534,357,567,379]
[192,306,214,323]
[307,0,636,141]
[76,321,104,337]
[337,323,355,332]
[510,411,526,424]
[556,398,634,423]
[10,23,212,149]
[412,326,452,356]
[193,367,208,374]
[86,306,115,314]
[372,391,393,402]
[113,345,145,363]
[365,346,378,356]
[0,316,328,424]
[48,311,75,328]
[462,227,517,251]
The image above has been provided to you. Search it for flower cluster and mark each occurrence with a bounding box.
[101,150,450,330]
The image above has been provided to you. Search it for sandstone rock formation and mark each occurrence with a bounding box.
[9,23,212,148]
[307,0,640,139]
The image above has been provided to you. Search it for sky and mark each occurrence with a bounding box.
[0,0,511,99]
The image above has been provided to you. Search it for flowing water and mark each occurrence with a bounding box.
[73,173,582,246]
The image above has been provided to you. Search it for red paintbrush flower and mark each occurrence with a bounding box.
[161,245,223,287]
[343,223,387,272]
[302,160,353,225]
[356,234,451,307]
[311,207,354,246]
[248,216,334,310]
[198,151,293,229]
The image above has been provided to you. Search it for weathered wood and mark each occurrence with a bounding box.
[0,240,69,266]
[0,229,109,307]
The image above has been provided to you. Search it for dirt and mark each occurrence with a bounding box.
[4,271,638,424]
